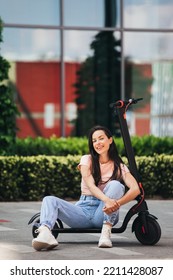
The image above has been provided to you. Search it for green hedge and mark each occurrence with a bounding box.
[1,135,173,156]
[0,154,173,201]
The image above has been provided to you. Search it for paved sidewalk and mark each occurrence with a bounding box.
[0,200,173,260]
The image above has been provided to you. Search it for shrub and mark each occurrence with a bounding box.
[0,154,173,201]
[2,135,173,157]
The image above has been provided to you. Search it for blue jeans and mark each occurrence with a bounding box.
[40,180,125,229]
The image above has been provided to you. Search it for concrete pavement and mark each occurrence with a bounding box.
[0,200,173,260]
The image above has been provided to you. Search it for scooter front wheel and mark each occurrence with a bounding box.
[32,218,63,239]
[133,216,161,245]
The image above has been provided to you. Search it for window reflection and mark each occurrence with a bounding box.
[124,32,173,136]
[64,0,120,28]
[64,30,121,136]
[1,28,61,138]
[0,0,60,25]
[15,61,61,138]
[125,32,173,61]
[124,0,173,29]
[151,62,173,136]
[125,60,153,135]
[0,0,173,138]
[1,28,60,61]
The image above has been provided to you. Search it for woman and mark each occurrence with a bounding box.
[32,125,140,251]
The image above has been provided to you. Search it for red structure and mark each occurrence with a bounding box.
[15,61,151,138]
[16,61,80,138]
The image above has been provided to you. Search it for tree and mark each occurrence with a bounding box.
[74,0,120,136]
[73,0,153,136]
[0,17,20,154]
[73,31,121,136]
[125,60,153,110]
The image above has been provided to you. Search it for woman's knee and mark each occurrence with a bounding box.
[105,180,122,191]
[42,195,59,206]
[42,195,55,202]
[108,180,121,187]
[104,180,125,198]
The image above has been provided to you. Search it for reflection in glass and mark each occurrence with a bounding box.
[1,28,60,61]
[151,62,173,136]
[1,28,61,138]
[64,0,120,28]
[125,60,153,135]
[0,0,60,25]
[64,30,121,136]
[124,32,173,136]
[124,32,173,62]
[124,0,173,29]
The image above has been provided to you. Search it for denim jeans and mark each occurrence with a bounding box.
[40,180,125,230]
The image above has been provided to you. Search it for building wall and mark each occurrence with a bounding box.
[15,61,152,137]
[16,61,80,137]
[2,1,173,137]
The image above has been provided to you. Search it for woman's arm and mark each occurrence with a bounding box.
[102,171,141,214]
[117,172,141,207]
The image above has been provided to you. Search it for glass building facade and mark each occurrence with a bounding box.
[1,0,173,137]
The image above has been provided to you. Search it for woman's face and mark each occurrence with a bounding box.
[92,130,112,155]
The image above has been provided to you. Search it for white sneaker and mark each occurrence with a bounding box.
[32,225,58,251]
[98,224,112,248]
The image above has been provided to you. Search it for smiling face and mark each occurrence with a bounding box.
[92,130,113,156]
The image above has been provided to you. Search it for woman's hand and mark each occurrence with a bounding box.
[103,198,120,214]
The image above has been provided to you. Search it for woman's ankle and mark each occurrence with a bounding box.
[104,222,112,228]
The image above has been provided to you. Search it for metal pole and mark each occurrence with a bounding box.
[60,0,65,137]
[120,0,125,100]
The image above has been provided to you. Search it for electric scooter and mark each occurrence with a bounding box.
[28,98,161,245]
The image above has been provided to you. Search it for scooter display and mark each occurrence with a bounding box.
[28,98,161,245]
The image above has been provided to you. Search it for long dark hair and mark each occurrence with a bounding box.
[88,125,123,186]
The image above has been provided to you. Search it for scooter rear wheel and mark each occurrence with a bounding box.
[133,216,161,245]
[32,218,63,239]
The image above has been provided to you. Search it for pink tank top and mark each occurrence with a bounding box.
[78,154,130,195]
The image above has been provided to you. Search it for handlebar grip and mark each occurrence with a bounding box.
[110,98,143,108]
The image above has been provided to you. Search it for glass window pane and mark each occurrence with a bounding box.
[124,0,173,29]
[1,28,60,61]
[124,32,173,137]
[64,0,120,28]
[64,30,121,136]
[0,0,60,25]
[1,28,61,138]
[125,32,173,61]
[151,62,173,136]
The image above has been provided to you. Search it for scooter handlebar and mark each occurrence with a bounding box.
[110,98,143,108]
